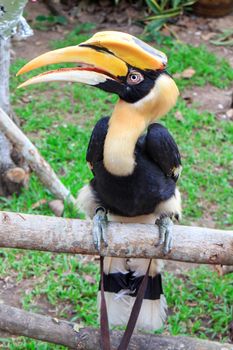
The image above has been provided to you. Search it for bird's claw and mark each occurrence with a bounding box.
[155,216,173,255]
[92,207,108,251]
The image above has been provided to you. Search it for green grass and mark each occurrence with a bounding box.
[168,44,233,89]
[165,266,233,341]
[143,31,233,89]
[0,26,232,348]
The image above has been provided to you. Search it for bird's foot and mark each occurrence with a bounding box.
[155,215,173,255]
[92,207,108,251]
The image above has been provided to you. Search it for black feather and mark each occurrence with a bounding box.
[146,123,181,181]
[87,117,181,217]
[86,117,109,165]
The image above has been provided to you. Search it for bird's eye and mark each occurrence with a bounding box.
[127,71,144,85]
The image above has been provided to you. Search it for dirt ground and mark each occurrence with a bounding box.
[14,1,233,64]
[12,1,233,118]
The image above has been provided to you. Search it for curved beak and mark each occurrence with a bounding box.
[17,45,128,88]
[17,31,167,90]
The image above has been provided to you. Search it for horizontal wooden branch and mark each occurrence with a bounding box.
[0,303,232,350]
[0,211,233,265]
[0,107,75,204]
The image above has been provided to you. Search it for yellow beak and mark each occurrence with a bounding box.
[17,31,167,89]
[17,45,128,88]
[83,31,167,70]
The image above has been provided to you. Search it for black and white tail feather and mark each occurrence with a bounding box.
[98,257,167,331]
[99,214,167,331]
[77,186,179,331]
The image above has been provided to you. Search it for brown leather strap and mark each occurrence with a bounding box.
[117,259,152,350]
[100,256,111,350]
[100,258,152,350]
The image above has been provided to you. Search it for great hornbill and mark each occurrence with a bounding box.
[17,31,182,332]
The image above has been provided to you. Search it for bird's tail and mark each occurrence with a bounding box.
[97,257,167,331]
[77,185,168,330]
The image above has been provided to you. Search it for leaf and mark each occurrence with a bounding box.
[36,15,47,22]
[226,109,233,119]
[73,322,84,333]
[146,0,162,14]
[145,18,167,32]
[201,32,217,41]
[210,29,233,47]
[55,16,68,25]
[181,68,196,79]
[84,274,96,284]
[31,199,47,209]
[174,67,196,79]
[146,9,181,21]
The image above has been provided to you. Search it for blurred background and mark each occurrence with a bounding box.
[0,1,232,348]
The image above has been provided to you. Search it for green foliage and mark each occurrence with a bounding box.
[33,15,68,30]
[210,29,233,46]
[0,338,66,350]
[141,32,233,89]
[167,43,233,89]
[145,0,196,30]
[1,28,232,348]
[163,101,233,225]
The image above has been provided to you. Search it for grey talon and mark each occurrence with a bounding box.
[92,207,108,251]
[155,216,173,255]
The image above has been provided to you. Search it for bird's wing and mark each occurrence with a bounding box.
[86,117,109,167]
[145,123,182,181]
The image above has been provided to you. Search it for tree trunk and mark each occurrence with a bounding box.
[0,37,27,196]
[0,38,10,114]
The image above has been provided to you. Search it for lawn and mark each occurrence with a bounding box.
[0,25,232,348]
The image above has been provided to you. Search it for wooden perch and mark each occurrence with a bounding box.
[0,303,232,350]
[0,107,75,204]
[0,211,233,265]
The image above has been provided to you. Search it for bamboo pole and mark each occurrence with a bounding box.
[0,107,76,204]
[0,211,232,264]
[0,304,232,350]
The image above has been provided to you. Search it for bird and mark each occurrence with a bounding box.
[17,31,182,333]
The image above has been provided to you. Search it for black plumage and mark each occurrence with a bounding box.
[96,69,166,103]
[87,117,181,217]
[102,272,163,300]
[146,123,181,181]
